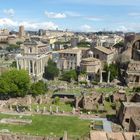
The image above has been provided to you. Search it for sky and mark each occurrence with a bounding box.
[0,0,140,32]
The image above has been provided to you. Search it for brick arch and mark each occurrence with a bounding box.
[132,39,140,60]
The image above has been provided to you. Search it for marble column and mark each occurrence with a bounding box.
[107,71,111,84]
[100,69,103,83]
[23,59,26,70]
[41,59,43,73]
[28,60,31,75]
[32,60,35,75]
[36,60,39,76]
[16,59,19,70]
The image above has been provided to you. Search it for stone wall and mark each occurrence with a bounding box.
[0,133,60,140]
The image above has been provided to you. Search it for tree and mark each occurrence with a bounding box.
[30,80,48,96]
[0,79,10,95]
[61,70,77,82]
[53,97,60,105]
[6,44,20,52]
[114,41,124,48]
[16,41,23,46]
[44,59,59,80]
[133,87,140,92]
[0,69,30,97]
[10,61,17,68]
[77,41,90,48]
[103,63,118,82]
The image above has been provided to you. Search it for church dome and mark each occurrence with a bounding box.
[88,50,93,57]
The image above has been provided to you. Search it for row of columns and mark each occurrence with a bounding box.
[100,69,111,83]
[16,58,44,78]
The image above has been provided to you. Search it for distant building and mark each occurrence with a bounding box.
[80,57,101,80]
[92,34,123,48]
[45,30,74,37]
[91,46,115,64]
[0,29,9,44]
[71,37,79,48]
[16,39,51,81]
[57,47,90,70]
[19,25,25,38]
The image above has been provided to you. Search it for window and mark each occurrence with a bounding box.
[125,118,129,123]
[136,76,140,82]
[96,54,99,59]
[29,47,32,53]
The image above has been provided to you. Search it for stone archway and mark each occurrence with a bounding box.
[132,40,140,60]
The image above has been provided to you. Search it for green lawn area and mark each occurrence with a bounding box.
[95,87,118,94]
[31,102,73,112]
[104,101,112,111]
[0,113,90,139]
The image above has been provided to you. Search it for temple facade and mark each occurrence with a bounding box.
[57,47,90,70]
[16,39,51,81]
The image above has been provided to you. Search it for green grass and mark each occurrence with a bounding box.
[31,102,73,112]
[0,113,90,139]
[104,101,112,111]
[95,87,118,94]
[125,88,133,95]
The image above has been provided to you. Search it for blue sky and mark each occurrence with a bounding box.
[0,0,140,32]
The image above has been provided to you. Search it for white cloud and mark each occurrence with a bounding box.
[65,11,81,17]
[81,24,93,32]
[128,12,140,16]
[0,18,58,30]
[0,18,18,27]
[45,11,66,19]
[85,17,102,21]
[116,26,128,32]
[3,9,15,16]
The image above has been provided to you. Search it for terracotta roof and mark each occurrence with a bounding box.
[81,57,100,62]
[94,46,114,55]
[58,47,89,54]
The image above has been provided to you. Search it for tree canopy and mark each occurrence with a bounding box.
[77,41,90,48]
[6,44,20,52]
[0,69,30,97]
[10,61,17,68]
[44,59,59,80]
[103,63,118,82]
[61,70,77,82]
[30,80,48,96]
[114,41,124,48]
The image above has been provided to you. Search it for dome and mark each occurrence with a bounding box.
[88,50,93,57]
